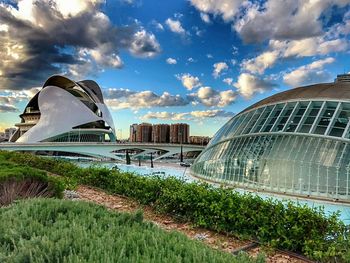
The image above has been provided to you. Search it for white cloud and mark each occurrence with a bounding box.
[190,0,244,22]
[104,88,188,110]
[176,73,201,90]
[141,111,188,121]
[191,86,237,107]
[223,78,233,85]
[0,0,162,89]
[241,51,279,74]
[191,0,350,46]
[270,37,349,58]
[166,58,177,64]
[151,20,164,31]
[234,73,277,99]
[200,12,211,23]
[187,57,195,63]
[283,57,335,87]
[129,30,161,58]
[0,104,19,113]
[213,62,228,78]
[234,0,350,43]
[206,54,213,58]
[141,109,234,121]
[165,18,186,35]
[241,35,348,75]
[0,87,40,112]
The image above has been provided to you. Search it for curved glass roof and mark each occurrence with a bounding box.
[192,78,350,202]
[209,100,350,147]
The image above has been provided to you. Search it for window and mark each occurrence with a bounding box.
[314,102,337,135]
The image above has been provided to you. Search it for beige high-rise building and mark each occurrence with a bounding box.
[136,123,153,143]
[170,123,189,144]
[152,124,170,143]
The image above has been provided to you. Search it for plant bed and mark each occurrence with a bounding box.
[1,151,349,262]
[0,198,263,263]
[0,160,64,206]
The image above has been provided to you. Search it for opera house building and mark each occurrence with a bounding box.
[192,74,350,202]
[11,75,116,143]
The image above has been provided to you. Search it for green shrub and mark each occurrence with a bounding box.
[0,199,263,263]
[1,151,348,262]
[0,160,64,206]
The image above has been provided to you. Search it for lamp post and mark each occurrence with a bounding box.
[150,152,154,168]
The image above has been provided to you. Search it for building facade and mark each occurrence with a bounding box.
[129,124,138,142]
[136,123,153,143]
[11,75,116,143]
[170,123,189,144]
[189,136,211,145]
[152,124,170,143]
[191,75,350,202]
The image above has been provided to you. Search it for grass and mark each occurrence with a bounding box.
[0,198,264,263]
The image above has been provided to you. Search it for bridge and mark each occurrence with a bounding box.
[0,142,205,161]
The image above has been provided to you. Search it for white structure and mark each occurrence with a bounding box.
[0,142,204,161]
[11,75,116,143]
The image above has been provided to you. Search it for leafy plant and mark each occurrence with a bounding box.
[0,198,262,263]
[0,160,64,206]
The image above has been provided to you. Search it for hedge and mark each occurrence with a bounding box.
[1,151,349,262]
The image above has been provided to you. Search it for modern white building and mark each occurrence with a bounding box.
[11,75,116,143]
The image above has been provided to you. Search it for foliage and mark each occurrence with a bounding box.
[0,198,263,263]
[0,159,64,206]
[1,151,349,262]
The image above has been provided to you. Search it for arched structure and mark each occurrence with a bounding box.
[0,142,204,161]
[11,75,116,143]
[191,74,350,202]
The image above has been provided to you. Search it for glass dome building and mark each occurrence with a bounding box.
[191,75,350,202]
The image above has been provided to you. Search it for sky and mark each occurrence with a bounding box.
[0,0,350,139]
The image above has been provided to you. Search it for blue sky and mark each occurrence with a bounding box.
[0,0,350,138]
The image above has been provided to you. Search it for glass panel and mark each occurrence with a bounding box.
[271,102,297,132]
[298,101,322,133]
[314,102,337,135]
[330,103,350,137]
[285,102,308,132]
[243,108,264,134]
[251,106,274,133]
[261,104,284,132]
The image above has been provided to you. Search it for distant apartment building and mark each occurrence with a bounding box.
[136,123,153,143]
[189,136,211,145]
[170,123,189,144]
[152,124,170,143]
[129,123,191,144]
[0,132,5,142]
[129,124,138,142]
[5,128,17,141]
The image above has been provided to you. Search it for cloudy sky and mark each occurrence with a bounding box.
[0,0,350,138]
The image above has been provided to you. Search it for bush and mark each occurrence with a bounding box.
[1,151,348,262]
[0,199,263,263]
[0,160,64,206]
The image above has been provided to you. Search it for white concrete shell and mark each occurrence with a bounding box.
[14,75,116,143]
